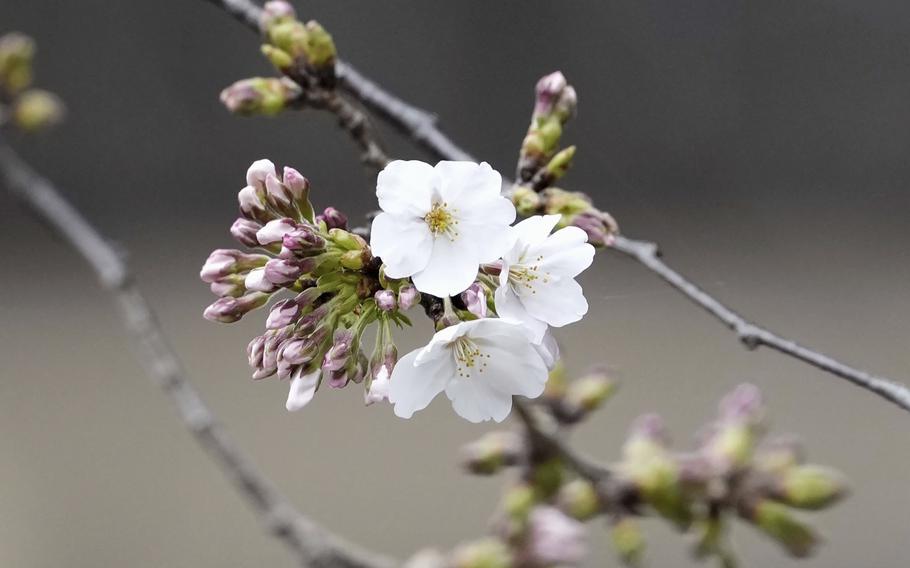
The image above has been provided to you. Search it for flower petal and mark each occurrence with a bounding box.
[376,160,435,217]
[512,214,562,246]
[532,227,595,277]
[388,349,451,419]
[370,212,434,279]
[476,335,549,399]
[411,236,480,297]
[494,284,548,343]
[434,161,502,204]
[286,369,319,411]
[444,377,513,423]
[535,331,561,370]
[520,277,589,327]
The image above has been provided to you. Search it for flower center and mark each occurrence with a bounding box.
[451,336,489,378]
[424,202,459,240]
[508,254,551,295]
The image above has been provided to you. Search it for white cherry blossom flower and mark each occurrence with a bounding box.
[388,319,549,423]
[370,160,516,297]
[495,214,594,343]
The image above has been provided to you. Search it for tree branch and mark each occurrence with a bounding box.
[0,135,395,568]
[201,4,910,414]
[610,235,910,412]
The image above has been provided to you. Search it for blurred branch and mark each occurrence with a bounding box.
[0,135,395,568]
[202,0,910,415]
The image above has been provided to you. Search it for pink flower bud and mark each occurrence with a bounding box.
[230,217,262,248]
[317,206,347,230]
[282,167,310,201]
[256,218,298,245]
[461,283,487,318]
[200,249,268,283]
[266,299,302,329]
[534,71,568,116]
[244,267,278,292]
[523,507,587,566]
[203,293,269,323]
[264,258,309,285]
[374,289,397,311]
[398,284,420,310]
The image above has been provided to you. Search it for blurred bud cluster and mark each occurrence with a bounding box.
[409,379,846,568]
[0,32,64,133]
[512,72,618,248]
[219,1,339,118]
[201,159,417,408]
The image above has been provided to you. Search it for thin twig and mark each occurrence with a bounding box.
[0,135,396,568]
[610,235,910,413]
[318,92,390,170]
[201,3,910,414]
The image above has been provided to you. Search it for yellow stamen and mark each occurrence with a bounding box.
[424,202,459,240]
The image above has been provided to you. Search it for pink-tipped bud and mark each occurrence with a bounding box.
[260,0,297,31]
[203,292,269,323]
[264,258,309,285]
[200,249,268,283]
[230,217,262,248]
[398,284,420,310]
[266,299,302,330]
[375,289,397,312]
[282,167,310,201]
[256,217,298,245]
[534,71,568,116]
[523,506,588,566]
[244,267,278,292]
[461,283,487,318]
[317,206,348,230]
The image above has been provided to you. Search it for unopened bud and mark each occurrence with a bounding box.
[259,0,296,32]
[12,89,64,132]
[524,506,587,567]
[561,371,615,421]
[257,217,298,245]
[511,186,542,216]
[244,267,279,293]
[773,465,848,510]
[266,298,302,330]
[557,479,601,521]
[0,32,34,95]
[747,500,819,558]
[398,284,420,310]
[543,145,575,183]
[200,249,269,283]
[317,206,348,229]
[210,274,246,298]
[450,539,512,568]
[220,77,301,116]
[534,71,568,118]
[461,283,487,318]
[230,218,262,248]
[264,257,310,285]
[755,436,805,475]
[571,210,619,247]
[610,518,645,567]
[203,292,269,323]
[461,431,523,475]
[374,289,397,312]
[340,249,370,270]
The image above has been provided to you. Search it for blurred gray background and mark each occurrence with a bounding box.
[2,0,909,566]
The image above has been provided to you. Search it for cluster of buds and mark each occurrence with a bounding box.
[219,2,339,118]
[259,1,337,88]
[201,159,416,408]
[512,72,618,247]
[0,33,64,132]
[430,381,846,568]
[516,71,577,190]
[608,384,847,566]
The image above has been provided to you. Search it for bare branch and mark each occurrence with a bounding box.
[610,235,910,413]
[0,135,396,568]
[201,4,910,414]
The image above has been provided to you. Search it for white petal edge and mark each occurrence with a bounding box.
[376,160,435,217]
[369,212,434,279]
[286,369,319,411]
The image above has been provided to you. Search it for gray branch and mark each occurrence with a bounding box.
[200,1,910,415]
[0,135,396,568]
